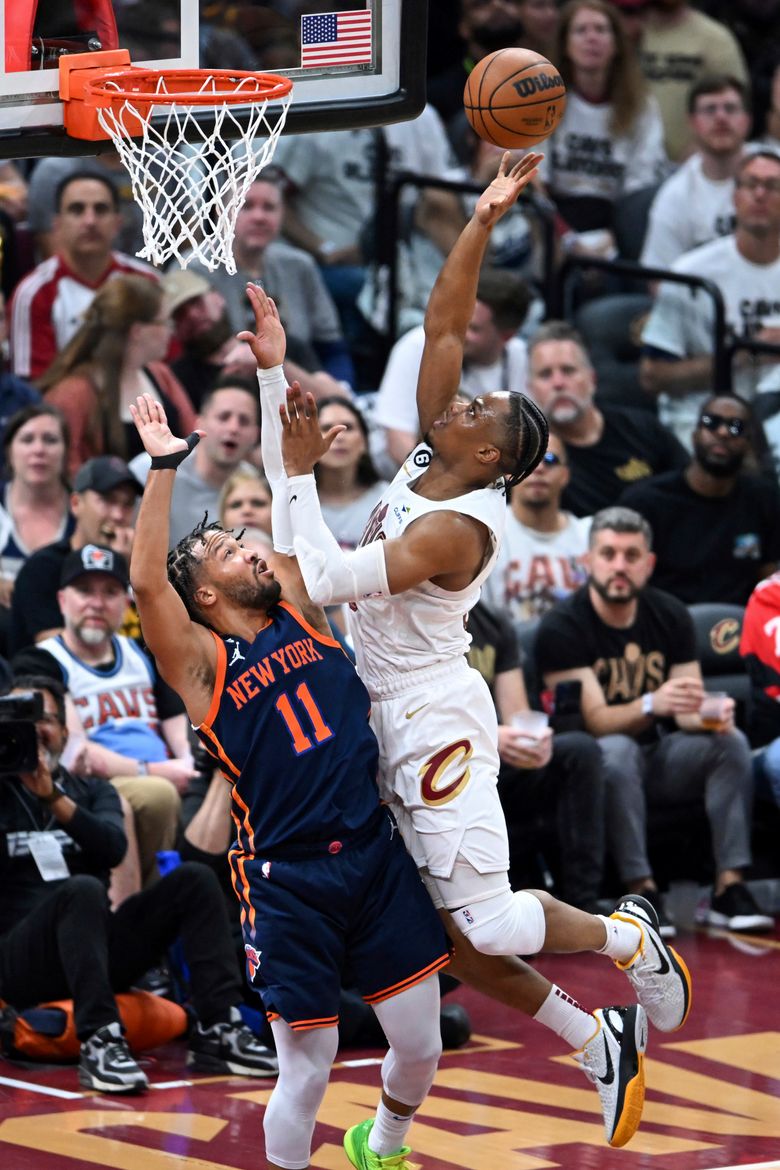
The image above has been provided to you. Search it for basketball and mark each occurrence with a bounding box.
[463,48,566,150]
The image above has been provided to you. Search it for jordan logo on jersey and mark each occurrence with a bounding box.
[227,639,246,666]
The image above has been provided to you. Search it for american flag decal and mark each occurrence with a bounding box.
[300,9,373,69]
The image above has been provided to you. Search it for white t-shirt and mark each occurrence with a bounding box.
[642,234,780,442]
[640,153,735,270]
[538,91,667,203]
[482,511,591,625]
[273,106,454,250]
[372,325,529,436]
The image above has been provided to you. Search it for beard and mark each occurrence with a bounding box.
[186,313,234,360]
[518,492,551,510]
[221,573,282,612]
[588,573,640,606]
[75,623,110,647]
[693,438,744,478]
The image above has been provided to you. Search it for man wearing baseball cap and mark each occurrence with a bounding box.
[163,267,349,411]
[163,269,248,410]
[9,455,141,655]
[34,543,191,891]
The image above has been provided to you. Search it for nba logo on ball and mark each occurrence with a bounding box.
[463,48,567,149]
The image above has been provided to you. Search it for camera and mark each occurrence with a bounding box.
[0,692,44,776]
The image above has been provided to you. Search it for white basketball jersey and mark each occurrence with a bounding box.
[38,634,162,752]
[347,445,507,696]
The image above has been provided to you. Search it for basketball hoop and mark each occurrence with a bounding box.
[59,52,294,273]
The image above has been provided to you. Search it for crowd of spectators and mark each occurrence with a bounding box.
[1,0,779,1094]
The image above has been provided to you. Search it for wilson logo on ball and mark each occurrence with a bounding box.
[512,72,564,98]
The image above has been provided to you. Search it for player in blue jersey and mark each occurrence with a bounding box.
[129,369,450,1166]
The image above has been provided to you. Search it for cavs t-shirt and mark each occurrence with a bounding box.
[561,405,688,518]
[536,585,696,744]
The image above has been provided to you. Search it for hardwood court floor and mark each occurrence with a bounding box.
[0,926,778,1170]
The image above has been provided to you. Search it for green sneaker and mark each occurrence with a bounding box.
[343,1119,412,1170]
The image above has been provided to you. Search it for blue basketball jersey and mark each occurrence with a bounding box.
[195,601,380,855]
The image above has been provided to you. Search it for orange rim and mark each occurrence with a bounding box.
[83,68,293,108]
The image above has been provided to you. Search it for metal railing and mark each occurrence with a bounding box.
[372,170,557,357]
[555,254,732,393]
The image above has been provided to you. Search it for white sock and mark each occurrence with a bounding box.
[369,1101,414,1156]
[596,914,642,963]
[533,985,598,1051]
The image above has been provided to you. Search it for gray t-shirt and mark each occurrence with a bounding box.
[320,483,389,550]
[189,239,343,346]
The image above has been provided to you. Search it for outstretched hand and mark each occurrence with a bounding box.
[237,283,287,370]
[474,150,544,227]
[280,383,346,476]
[130,393,205,459]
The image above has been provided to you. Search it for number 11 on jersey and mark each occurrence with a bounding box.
[275,682,334,755]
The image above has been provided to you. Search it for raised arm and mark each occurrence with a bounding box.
[238,283,294,554]
[416,151,542,438]
[128,395,215,724]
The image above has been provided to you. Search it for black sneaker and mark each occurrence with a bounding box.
[187,1006,279,1078]
[132,963,173,998]
[639,888,676,940]
[706,883,775,933]
[78,1022,149,1094]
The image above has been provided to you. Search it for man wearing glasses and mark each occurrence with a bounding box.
[640,150,780,446]
[641,75,752,271]
[619,394,780,606]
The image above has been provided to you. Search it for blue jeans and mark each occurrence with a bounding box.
[753,740,780,807]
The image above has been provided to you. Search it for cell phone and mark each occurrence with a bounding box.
[552,680,583,733]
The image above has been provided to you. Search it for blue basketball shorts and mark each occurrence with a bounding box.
[235,809,450,1030]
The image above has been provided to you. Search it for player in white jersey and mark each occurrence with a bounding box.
[242,154,692,1149]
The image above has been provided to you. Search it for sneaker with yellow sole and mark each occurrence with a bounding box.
[612,893,693,1032]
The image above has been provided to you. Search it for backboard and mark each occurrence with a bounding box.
[0,1,427,158]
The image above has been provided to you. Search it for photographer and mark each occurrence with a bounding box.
[0,675,278,1094]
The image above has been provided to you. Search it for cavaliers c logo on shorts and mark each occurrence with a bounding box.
[418,740,473,806]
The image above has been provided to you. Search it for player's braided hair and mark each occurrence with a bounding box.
[501,393,549,491]
[166,514,224,622]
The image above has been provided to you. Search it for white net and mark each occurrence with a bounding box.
[96,74,293,273]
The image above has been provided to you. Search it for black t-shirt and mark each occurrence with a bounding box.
[8,536,70,656]
[465,600,522,697]
[562,406,688,518]
[170,354,221,413]
[536,585,696,743]
[0,767,126,937]
[620,470,780,605]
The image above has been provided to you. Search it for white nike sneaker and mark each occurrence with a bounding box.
[574,1005,647,1148]
[612,893,693,1033]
